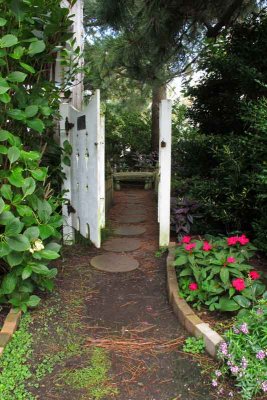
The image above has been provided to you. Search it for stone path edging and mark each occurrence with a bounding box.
[167,242,223,358]
[0,308,21,356]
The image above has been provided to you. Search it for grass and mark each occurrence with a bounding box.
[59,347,118,399]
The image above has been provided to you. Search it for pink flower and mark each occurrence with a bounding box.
[185,243,196,251]
[227,257,236,264]
[227,236,239,246]
[249,271,260,280]
[238,234,249,245]
[232,278,245,291]
[189,282,198,291]
[203,241,212,251]
[182,236,191,244]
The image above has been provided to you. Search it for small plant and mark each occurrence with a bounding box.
[154,246,168,258]
[211,299,267,399]
[183,336,205,354]
[170,197,200,241]
[174,235,266,311]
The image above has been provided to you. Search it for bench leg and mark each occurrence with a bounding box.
[145,178,152,190]
[115,179,121,190]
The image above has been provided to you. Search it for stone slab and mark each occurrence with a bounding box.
[117,215,146,224]
[123,209,146,215]
[90,254,139,272]
[114,226,146,236]
[103,238,141,252]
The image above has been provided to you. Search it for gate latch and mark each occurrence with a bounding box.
[65,117,74,135]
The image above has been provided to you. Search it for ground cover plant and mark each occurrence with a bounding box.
[211,299,267,399]
[174,235,266,312]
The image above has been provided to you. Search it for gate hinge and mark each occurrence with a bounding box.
[65,117,74,135]
[67,201,76,215]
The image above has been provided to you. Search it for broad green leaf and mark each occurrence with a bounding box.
[31,167,47,181]
[31,264,50,275]
[174,255,188,266]
[16,205,33,217]
[0,18,7,27]
[40,106,52,116]
[220,268,229,284]
[5,218,24,236]
[7,71,27,83]
[62,156,71,166]
[45,242,61,253]
[0,93,11,103]
[6,234,30,252]
[0,78,9,95]
[37,199,52,223]
[20,150,40,161]
[233,295,251,308]
[1,273,17,294]
[0,197,5,213]
[37,249,60,260]
[22,265,32,280]
[10,46,24,60]
[251,281,266,297]
[8,109,25,121]
[0,241,10,257]
[22,177,36,197]
[39,224,55,240]
[0,145,7,154]
[262,291,267,300]
[0,130,10,141]
[25,105,38,118]
[27,295,41,307]
[7,146,20,164]
[19,62,35,74]
[24,226,39,240]
[0,34,18,48]
[8,167,24,187]
[219,297,240,312]
[7,251,23,267]
[179,268,193,277]
[28,40,45,55]
[27,118,45,133]
[0,211,15,225]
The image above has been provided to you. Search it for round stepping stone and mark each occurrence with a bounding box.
[91,254,139,272]
[114,225,146,236]
[123,209,146,215]
[117,215,146,223]
[103,237,141,252]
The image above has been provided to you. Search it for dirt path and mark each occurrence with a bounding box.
[29,188,215,400]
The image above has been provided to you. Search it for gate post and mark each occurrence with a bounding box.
[158,99,172,247]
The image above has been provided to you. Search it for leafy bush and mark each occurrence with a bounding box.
[212,299,267,399]
[0,1,74,310]
[174,235,266,312]
[183,337,205,354]
[170,197,200,240]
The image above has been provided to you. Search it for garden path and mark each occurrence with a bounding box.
[29,188,215,400]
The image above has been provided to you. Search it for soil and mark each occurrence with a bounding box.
[28,188,219,400]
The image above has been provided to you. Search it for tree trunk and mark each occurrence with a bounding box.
[151,84,167,152]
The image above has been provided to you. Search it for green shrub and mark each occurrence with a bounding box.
[0,1,74,310]
[174,235,266,312]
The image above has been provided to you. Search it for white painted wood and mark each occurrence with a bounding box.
[60,91,104,248]
[158,100,172,247]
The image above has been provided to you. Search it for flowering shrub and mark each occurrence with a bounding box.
[212,299,267,399]
[174,235,266,311]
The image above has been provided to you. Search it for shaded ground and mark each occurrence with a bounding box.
[26,189,220,399]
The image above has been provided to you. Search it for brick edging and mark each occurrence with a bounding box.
[0,308,22,356]
[167,242,223,358]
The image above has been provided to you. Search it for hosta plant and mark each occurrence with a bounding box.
[174,235,266,311]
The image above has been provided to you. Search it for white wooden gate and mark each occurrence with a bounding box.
[158,99,172,247]
[60,90,105,248]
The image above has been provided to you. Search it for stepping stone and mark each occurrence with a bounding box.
[103,237,141,252]
[90,254,139,272]
[117,215,146,223]
[114,226,146,236]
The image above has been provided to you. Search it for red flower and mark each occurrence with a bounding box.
[238,234,250,245]
[227,236,239,246]
[232,278,246,291]
[203,241,212,252]
[227,257,236,264]
[249,271,260,280]
[182,236,191,244]
[185,243,196,251]
[189,282,198,291]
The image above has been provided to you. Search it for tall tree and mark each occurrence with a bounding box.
[84,0,261,150]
